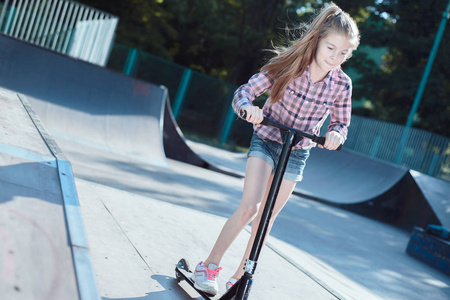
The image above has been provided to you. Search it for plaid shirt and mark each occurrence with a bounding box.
[232,66,352,149]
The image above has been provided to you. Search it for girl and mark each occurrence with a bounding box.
[192,3,360,296]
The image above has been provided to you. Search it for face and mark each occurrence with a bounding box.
[312,33,353,75]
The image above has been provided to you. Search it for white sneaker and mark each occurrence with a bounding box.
[225,277,238,291]
[191,261,222,296]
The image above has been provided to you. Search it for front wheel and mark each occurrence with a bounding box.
[175,269,183,282]
[177,258,190,271]
[175,258,190,282]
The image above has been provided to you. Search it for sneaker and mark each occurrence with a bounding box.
[226,277,238,291]
[191,261,222,296]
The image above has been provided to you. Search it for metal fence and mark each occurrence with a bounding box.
[342,116,450,180]
[0,0,118,66]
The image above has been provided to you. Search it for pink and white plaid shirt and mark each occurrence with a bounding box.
[232,66,352,149]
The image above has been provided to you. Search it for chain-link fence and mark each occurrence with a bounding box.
[108,44,450,182]
[345,116,450,180]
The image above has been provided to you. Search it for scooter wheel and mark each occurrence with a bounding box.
[175,269,183,282]
[175,258,190,282]
[177,258,190,272]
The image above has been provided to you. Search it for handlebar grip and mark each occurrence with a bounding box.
[239,109,342,151]
[240,109,270,125]
[313,136,342,151]
[239,109,247,120]
[315,136,326,146]
[240,109,271,126]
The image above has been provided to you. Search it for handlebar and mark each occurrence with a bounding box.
[240,110,342,151]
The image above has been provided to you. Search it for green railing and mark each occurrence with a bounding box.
[108,44,450,181]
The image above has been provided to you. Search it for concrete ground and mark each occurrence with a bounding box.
[2,89,449,300]
[0,89,81,300]
[58,136,449,300]
[75,178,340,300]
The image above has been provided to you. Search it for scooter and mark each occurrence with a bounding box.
[175,110,341,299]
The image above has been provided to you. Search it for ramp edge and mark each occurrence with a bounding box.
[18,93,101,300]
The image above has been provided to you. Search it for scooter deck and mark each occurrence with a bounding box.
[175,265,214,299]
[175,260,240,300]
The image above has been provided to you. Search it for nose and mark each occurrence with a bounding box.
[330,51,337,60]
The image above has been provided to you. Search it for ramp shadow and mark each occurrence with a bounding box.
[0,162,62,204]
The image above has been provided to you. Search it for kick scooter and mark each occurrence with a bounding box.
[175,110,341,299]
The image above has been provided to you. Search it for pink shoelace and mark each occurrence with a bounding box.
[202,262,222,280]
[206,266,222,280]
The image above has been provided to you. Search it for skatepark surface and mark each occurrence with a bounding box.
[55,133,450,300]
[1,88,449,300]
[1,35,449,300]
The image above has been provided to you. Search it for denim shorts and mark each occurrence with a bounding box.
[247,134,310,182]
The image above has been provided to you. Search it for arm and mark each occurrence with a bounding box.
[232,72,274,124]
[322,79,352,150]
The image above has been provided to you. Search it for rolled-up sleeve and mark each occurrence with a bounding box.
[328,78,352,140]
[232,72,274,115]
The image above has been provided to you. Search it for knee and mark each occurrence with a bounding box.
[236,204,259,225]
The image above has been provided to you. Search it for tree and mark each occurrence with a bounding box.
[77,0,177,59]
[159,0,288,85]
[78,0,449,136]
[357,0,450,136]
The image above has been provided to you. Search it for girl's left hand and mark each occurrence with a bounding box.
[319,131,344,150]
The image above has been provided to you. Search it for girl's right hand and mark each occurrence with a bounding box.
[241,105,264,125]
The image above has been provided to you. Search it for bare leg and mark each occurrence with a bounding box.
[204,157,273,266]
[230,177,297,280]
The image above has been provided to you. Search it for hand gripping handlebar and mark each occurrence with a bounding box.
[239,109,342,151]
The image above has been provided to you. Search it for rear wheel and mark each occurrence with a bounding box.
[175,269,183,282]
[175,258,190,282]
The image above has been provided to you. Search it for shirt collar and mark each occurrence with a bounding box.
[305,66,336,90]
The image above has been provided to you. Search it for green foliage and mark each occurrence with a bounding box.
[78,0,449,137]
[77,0,178,59]
[360,0,450,136]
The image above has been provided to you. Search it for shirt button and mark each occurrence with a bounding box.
[290,90,295,94]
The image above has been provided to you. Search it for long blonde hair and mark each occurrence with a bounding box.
[261,3,360,104]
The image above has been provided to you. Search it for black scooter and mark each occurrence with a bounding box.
[176,110,341,299]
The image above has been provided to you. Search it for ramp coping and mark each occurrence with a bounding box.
[0,141,57,168]
[18,94,100,300]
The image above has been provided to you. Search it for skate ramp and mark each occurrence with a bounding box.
[409,170,450,229]
[186,141,408,203]
[0,89,98,299]
[298,148,408,204]
[163,100,247,177]
[163,99,207,168]
[0,34,168,169]
[1,35,448,300]
[188,139,448,230]
[0,33,446,231]
[4,87,448,300]
[0,34,237,177]
[296,149,449,230]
